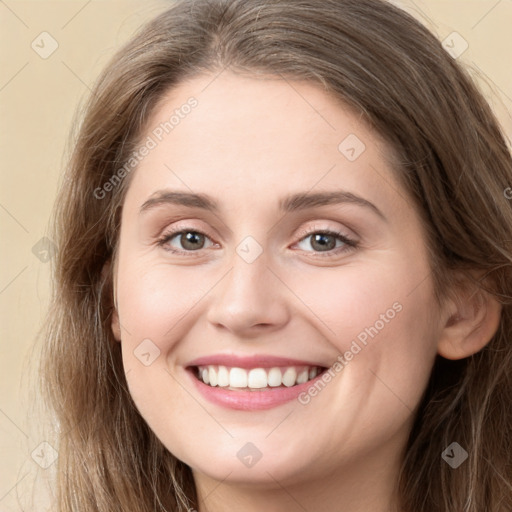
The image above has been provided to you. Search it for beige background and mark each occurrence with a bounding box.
[1,1,511,510]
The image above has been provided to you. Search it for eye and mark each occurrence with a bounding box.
[294,228,358,257]
[156,225,358,258]
[157,228,216,253]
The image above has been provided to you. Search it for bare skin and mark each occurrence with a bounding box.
[111,70,501,512]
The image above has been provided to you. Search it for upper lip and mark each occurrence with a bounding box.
[186,354,327,369]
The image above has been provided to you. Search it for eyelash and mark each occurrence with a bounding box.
[156,226,358,258]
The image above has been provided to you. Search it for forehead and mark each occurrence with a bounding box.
[123,71,402,217]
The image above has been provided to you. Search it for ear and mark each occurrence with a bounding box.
[101,259,121,342]
[437,277,502,360]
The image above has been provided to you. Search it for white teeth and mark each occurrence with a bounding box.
[229,367,248,388]
[217,365,229,387]
[282,367,297,387]
[296,369,309,384]
[196,365,323,389]
[248,368,268,388]
[267,367,282,387]
[208,367,218,387]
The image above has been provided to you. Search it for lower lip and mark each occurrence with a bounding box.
[186,368,327,410]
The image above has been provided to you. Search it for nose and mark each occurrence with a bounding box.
[206,250,291,338]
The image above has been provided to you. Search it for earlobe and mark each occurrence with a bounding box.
[437,286,502,360]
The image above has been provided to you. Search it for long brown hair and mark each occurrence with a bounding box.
[40,0,512,510]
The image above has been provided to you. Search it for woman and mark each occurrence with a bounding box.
[40,0,512,510]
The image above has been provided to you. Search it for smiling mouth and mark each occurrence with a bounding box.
[190,365,328,391]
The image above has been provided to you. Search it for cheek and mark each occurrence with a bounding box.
[285,258,439,403]
[116,260,215,344]
[284,257,435,346]
[115,259,223,422]
[115,261,205,441]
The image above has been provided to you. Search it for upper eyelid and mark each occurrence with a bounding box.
[158,217,356,238]
[294,221,357,240]
[159,225,356,252]
[159,223,353,240]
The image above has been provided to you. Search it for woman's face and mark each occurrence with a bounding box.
[112,71,445,489]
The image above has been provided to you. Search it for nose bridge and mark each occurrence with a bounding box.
[206,242,289,335]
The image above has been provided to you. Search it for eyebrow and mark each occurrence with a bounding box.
[139,189,386,221]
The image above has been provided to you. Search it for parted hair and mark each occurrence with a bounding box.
[40,0,512,510]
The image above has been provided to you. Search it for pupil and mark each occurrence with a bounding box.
[312,234,335,251]
[182,232,204,250]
